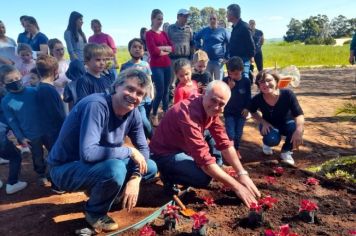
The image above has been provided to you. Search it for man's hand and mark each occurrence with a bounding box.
[241,109,249,118]
[228,78,235,89]
[130,148,147,175]
[122,176,141,211]
[260,120,273,135]
[291,128,303,150]
[233,183,258,208]
[237,174,261,198]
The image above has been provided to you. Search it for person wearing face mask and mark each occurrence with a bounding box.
[0,64,49,186]
[47,69,157,232]
[248,70,304,165]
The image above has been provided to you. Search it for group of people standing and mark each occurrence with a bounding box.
[0,4,307,233]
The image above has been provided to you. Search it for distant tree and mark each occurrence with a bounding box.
[284,18,303,42]
[348,18,356,36]
[217,8,227,27]
[330,15,350,38]
[314,14,331,39]
[302,17,320,40]
[189,7,202,32]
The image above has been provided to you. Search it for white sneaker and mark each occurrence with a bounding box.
[0,179,3,189]
[280,151,295,165]
[0,157,9,165]
[262,144,273,155]
[6,181,28,194]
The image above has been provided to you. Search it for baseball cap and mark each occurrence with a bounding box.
[177,9,190,15]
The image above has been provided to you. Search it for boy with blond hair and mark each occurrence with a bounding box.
[192,50,212,94]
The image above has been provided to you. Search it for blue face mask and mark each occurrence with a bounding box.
[5,80,23,92]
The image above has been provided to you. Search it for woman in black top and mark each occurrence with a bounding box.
[248,70,304,165]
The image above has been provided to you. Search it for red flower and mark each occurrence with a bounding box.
[249,202,262,212]
[201,196,216,207]
[348,230,356,235]
[299,199,318,212]
[265,176,277,185]
[226,168,237,177]
[191,211,209,229]
[265,224,299,236]
[139,225,156,236]
[305,177,319,186]
[161,204,180,220]
[258,195,279,210]
[273,167,285,176]
[264,229,277,236]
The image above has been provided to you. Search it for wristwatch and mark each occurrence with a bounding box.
[237,170,249,176]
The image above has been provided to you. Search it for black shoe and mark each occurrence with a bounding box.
[51,182,65,194]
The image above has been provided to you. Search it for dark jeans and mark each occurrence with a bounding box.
[254,51,263,72]
[50,158,157,218]
[152,131,221,188]
[151,66,172,116]
[30,136,52,177]
[0,140,22,185]
[259,120,296,152]
[138,100,152,139]
[224,115,246,150]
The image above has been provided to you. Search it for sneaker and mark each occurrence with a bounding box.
[0,157,9,165]
[0,179,3,189]
[51,184,65,194]
[37,177,51,187]
[85,213,119,232]
[6,181,28,194]
[280,151,295,165]
[262,144,273,155]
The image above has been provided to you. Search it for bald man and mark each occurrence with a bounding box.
[150,81,260,207]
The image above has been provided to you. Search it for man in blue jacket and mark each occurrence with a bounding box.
[48,69,157,232]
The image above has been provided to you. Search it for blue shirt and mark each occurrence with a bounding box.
[76,72,115,103]
[194,26,230,61]
[47,93,149,167]
[1,87,43,141]
[27,32,48,51]
[120,60,152,76]
[223,76,251,117]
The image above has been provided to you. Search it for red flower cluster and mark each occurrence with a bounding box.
[299,199,318,212]
[249,202,263,212]
[161,204,180,220]
[191,211,209,230]
[258,195,279,210]
[273,167,285,176]
[265,224,299,236]
[201,196,216,207]
[265,176,277,185]
[139,225,156,236]
[305,177,320,186]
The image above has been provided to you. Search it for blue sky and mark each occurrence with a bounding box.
[1,0,355,47]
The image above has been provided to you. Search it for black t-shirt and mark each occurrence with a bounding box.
[192,71,212,94]
[248,89,303,128]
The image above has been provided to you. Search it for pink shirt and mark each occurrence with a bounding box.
[150,95,232,167]
[88,33,117,53]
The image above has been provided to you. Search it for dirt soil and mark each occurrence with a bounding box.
[0,68,355,236]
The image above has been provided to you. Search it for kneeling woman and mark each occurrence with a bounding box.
[248,70,304,165]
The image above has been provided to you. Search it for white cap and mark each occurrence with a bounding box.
[177,9,190,15]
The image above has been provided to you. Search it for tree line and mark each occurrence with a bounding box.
[188,7,227,32]
[284,15,356,45]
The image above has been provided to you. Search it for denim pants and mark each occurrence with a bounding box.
[259,120,296,152]
[30,136,52,177]
[138,102,152,139]
[50,158,157,218]
[0,123,22,184]
[151,66,171,115]
[254,51,263,72]
[207,59,224,81]
[224,115,246,150]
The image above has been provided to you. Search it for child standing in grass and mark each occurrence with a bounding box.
[15,43,35,86]
[223,56,251,155]
[191,50,212,94]
[173,58,198,104]
[120,38,154,138]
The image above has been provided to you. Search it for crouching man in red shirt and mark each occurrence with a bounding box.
[150,80,260,207]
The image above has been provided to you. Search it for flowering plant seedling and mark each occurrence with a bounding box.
[161,204,180,230]
[139,224,156,236]
[265,176,277,185]
[201,196,216,207]
[258,195,279,210]
[305,177,319,186]
[191,211,209,236]
[298,199,318,223]
[264,224,299,236]
[273,167,285,177]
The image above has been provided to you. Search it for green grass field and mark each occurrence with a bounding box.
[114,42,350,69]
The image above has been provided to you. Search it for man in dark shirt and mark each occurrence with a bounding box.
[48,69,158,232]
[227,4,255,80]
[249,20,264,72]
